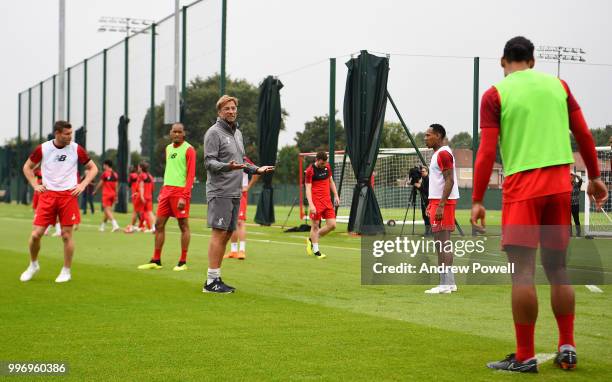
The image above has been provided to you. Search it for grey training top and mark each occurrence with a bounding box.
[204,118,259,199]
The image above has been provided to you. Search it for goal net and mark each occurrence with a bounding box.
[298,148,433,224]
[585,147,612,237]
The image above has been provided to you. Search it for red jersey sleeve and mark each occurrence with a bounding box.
[182,146,196,199]
[480,87,501,129]
[437,151,454,171]
[472,87,501,202]
[304,166,313,184]
[77,145,91,164]
[560,80,580,113]
[29,145,43,164]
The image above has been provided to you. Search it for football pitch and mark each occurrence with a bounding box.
[0,203,610,381]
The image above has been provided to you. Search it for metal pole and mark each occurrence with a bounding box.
[58,0,65,121]
[28,88,32,141]
[102,48,107,160]
[67,66,71,121]
[181,5,187,122]
[220,0,227,95]
[328,58,336,173]
[472,57,480,169]
[52,75,56,124]
[18,93,21,142]
[174,0,180,119]
[39,82,43,142]
[124,37,129,118]
[150,23,156,167]
[386,91,427,165]
[83,59,88,129]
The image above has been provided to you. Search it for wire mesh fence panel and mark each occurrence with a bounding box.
[86,53,104,156]
[185,0,221,85]
[42,77,54,140]
[70,62,85,132]
[105,43,125,156]
[128,29,152,161]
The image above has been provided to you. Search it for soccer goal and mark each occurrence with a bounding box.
[298,148,433,225]
[584,147,612,237]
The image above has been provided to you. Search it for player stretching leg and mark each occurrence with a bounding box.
[305,151,339,259]
[423,124,460,294]
[94,160,120,232]
[138,123,195,271]
[125,165,143,233]
[20,121,98,283]
[472,36,608,373]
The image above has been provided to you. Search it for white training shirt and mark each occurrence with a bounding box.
[29,140,90,191]
[428,145,460,200]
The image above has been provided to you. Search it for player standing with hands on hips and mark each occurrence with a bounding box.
[471,36,607,373]
[203,95,274,293]
[21,121,98,283]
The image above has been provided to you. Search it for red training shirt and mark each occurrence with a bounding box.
[101,169,118,197]
[305,163,333,207]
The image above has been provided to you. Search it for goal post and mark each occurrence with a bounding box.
[584,146,612,237]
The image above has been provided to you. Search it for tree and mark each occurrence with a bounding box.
[450,132,473,149]
[140,74,286,180]
[274,145,300,184]
[380,122,410,148]
[413,132,426,148]
[294,113,345,153]
[569,125,611,151]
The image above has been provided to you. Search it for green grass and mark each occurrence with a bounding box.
[0,203,610,381]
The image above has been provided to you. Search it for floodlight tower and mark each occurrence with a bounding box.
[536,45,586,78]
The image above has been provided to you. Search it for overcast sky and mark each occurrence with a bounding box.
[1,0,611,153]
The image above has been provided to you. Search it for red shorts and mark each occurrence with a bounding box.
[502,192,570,250]
[102,193,116,208]
[309,203,335,221]
[427,199,456,232]
[142,198,153,213]
[132,195,142,211]
[32,192,40,210]
[33,190,80,227]
[157,194,190,218]
[238,191,248,221]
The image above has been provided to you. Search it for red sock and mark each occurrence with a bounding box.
[152,248,162,261]
[179,249,187,263]
[514,323,535,362]
[555,314,575,350]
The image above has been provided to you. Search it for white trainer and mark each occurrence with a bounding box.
[20,264,40,282]
[99,224,105,232]
[424,285,452,294]
[111,226,121,232]
[55,270,71,283]
[449,285,458,292]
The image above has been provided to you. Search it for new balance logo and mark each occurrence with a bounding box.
[170,153,178,159]
[226,137,231,144]
[217,217,224,225]
[212,284,221,291]
[55,154,67,162]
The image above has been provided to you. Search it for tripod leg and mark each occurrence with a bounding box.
[282,196,298,230]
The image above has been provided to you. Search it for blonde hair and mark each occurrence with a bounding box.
[216,95,238,111]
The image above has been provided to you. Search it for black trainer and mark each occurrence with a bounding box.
[203,277,235,294]
[487,353,538,373]
[554,346,577,370]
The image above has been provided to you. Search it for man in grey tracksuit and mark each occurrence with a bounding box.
[202,95,274,293]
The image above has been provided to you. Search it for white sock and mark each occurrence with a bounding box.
[55,223,61,232]
[231,242,238,252]
[60,266,71,274]
[312,243,320,253]
[112,219,119,228]
[30,260,39,269]
[239,241,246,251]
[100,222,106,228]
[207,268,221,284]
